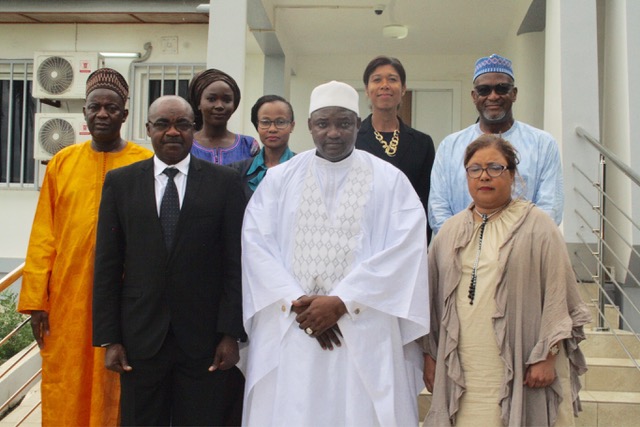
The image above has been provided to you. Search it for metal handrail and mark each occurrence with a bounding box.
[573,126,640,373]
[575,259,640,369]
[575,232,640,323]
[576,126,640,187]
[0,341,37,382]
[1,262,40,424]
[0,263,25,293]
[574,162,640,234]
[15,400,41,427]
[0,318,31,353]
[0,369,42,415]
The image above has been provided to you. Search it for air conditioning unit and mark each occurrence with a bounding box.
[34,113,90,160]
[33,52,104,99]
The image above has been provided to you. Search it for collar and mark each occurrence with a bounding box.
[246,147,295,175]
[153,154,191,177]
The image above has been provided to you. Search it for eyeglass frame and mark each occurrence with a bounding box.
[473,83,514,97]
[146,119,196,132]
[257,119,292,130]
[465,163,511,179]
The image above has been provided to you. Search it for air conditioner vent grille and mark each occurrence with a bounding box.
[38,117,77,155]
[37,56,75,95]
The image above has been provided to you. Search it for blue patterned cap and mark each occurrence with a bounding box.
[473,54,514,82]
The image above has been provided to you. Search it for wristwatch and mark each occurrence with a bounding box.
[549,343,560,356]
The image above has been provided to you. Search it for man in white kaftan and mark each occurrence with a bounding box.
[241,81,429,427]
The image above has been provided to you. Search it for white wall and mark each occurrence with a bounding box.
[0,191,39,260]
[287,49,547,154]
[0,21,549,259]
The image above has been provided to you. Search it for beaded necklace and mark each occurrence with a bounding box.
[467,200,511,305]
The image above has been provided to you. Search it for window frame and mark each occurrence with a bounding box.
[0,59,37,189]
[129,63,205,144]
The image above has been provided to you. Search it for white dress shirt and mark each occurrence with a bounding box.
[153,154,190,215]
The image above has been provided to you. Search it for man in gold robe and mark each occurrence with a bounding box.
[18,68,152,426]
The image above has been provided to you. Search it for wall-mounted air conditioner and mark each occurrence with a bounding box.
[33,52,104,99]
[34,113,89,160]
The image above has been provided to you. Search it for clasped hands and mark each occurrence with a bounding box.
[292,295,347,351]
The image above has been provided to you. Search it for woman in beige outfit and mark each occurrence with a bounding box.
[423,135,591,426]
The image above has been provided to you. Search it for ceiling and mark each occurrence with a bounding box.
[0,0,540,57]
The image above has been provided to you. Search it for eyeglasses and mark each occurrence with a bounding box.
[147,120,195,132]
[474,83,514,97]
[465,163,509,178]
[257,119,291,130]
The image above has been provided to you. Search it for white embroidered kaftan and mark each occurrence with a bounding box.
[241,149,429,427]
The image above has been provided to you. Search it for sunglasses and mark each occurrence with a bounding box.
[474,83,514,97]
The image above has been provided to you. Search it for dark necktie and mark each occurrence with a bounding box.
[160,168,180,250]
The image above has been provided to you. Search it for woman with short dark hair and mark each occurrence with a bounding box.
[229,95,295,199]
[356,55,435,239]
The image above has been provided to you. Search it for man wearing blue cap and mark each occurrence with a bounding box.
[428,54,563,233]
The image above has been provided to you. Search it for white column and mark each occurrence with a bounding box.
[207,0,248,131]
[543,0,601,271]
[601,0,640,290]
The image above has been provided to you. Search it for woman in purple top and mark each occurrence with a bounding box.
[188,68,259,165]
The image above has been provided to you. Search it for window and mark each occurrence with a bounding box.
[0,60,35,187]
[130,63,205,143]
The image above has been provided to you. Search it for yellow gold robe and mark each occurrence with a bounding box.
[18,141,152,427]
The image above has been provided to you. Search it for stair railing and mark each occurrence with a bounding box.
[0,263,41,424]
[573,126,640,371]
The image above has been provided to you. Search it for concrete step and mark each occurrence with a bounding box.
[585,302,620,330]
[583,357,640,392]
[582,329,640,359]
[420,388,640,426]
[579,281,601,303]
[418,388,432,421]
[577,390,640,427]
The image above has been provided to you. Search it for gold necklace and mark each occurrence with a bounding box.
[373,129,399,157]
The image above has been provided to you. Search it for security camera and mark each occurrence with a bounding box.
[374,4,385,15]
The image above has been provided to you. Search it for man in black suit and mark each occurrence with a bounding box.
[93,95,246,426]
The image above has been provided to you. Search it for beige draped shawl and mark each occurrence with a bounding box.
[425,201,591,426]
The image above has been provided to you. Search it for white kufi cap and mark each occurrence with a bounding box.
[309,81,359,117]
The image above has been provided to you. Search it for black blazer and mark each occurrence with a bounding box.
[356,115,435,239]
[93,156,246,360]
[356,115,435,213]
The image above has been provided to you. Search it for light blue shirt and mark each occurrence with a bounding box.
[428,121,564,233]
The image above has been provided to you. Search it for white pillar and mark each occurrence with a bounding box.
[543,0,601,272]
[207,0,247,131]
[601,0,640,289]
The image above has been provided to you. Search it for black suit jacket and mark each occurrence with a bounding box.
[92,156,246,360]
[356,115,435,240]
